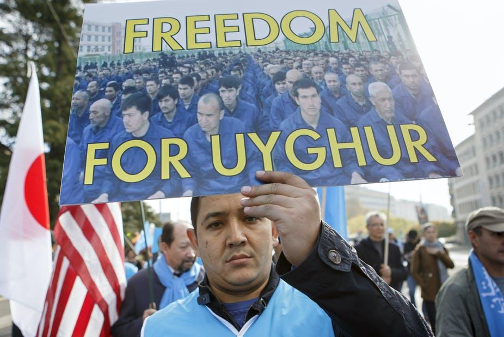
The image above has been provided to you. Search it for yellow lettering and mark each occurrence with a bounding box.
[152,18,183,52]
[285,129,325,170]
[215,14,241,48]
[124,19,149,54]
[248,132,280,171]
[186,15,212,50]
[84,143,109,185]
[161,138,191,179]
[111,140,156,183]
[211,134,246,176]
[281,11,325,45]
[364,125,401,165]
[243,13,280,47]
[400,124,437,163]
[326,127,366,167]
[328,9,377,43]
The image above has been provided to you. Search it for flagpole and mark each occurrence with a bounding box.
[321,187,327,221]
[140,201,156,308]
[384,183,391,266]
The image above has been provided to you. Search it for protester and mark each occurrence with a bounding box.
[410,223,454,334]
[403,229,420,306]
[436,207,504,337]
[112,221,204,337]
[141,171,432,336]
[354,211,408,291]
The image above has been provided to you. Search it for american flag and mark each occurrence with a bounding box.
[37,203,126,336]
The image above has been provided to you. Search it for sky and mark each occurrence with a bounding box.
[95,0,504,217]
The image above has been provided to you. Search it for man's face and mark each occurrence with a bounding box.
[348,57,357,66]
[181,67,189,75]
[367,216,385,241]
[370,63,386,81]
[135,78,145,91]
[390,56,400,67]
[371,90,395,121]
[342,64,353,76]
[470,228,504,266]
[354,66,367,80]
[159,95,177,114]
[219,87,239,107]
[346,75,364,98]
[142,73,150,81]
[286,59,294,69]
[89,102,110,128]
[311,67,324,81]
[363,51,372,59]
[146,81,159,96]
[274,80,288,95]
[105,87,117,101]
[161,224,196,273]
[178,84,194,100]
[190,194,274,294]
[231,70,242,79]
[87,81,98,95]
[122,106,148,134]
[197,101,223,134]
[295,87,321,118]
[302,60,313,74]
[158,73,165,81]
[400,69,421,93]
[71,93,88,109]
[324,73,340,94]
[329,58,338,70]
[286,72,302,93]
[172,74,181,85]
[199,73,208,86]
[103,69,111,77]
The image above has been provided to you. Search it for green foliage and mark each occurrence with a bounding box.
[121,202,161,237]
[0,0,94,225]
[431,220,457,238]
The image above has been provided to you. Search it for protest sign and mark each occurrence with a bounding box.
[60,0,460,205]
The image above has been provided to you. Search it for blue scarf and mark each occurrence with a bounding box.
[153,254,201,309]
[469,250,504,337]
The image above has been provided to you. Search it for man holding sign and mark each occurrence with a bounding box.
[141,171,432,336]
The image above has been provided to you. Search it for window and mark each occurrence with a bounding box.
[496,174,501,187]
[108,27,111,33]
[108,36,111,42]
[102,26,105,32]
[79,46,82,52]
[107,46,111,52]
[87,46,91,52]
[95,35,98,41]
[87,35,91,41]
[489,177,494,189]
[493,154,497,167]
[486,156,491,169]
[102,36,105,42]
[483,137,488,148]
[87,24,91,31]
[500,151,504,164]
[492,196,497,206]
[95,25,98,31]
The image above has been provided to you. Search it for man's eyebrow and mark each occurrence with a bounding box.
[201,211,227,223]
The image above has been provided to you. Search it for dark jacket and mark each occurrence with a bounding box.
[196,223,432,336]
[411,245,454,301]
[354,237,408,291]
[111,266,205,337]
[435,262,490,337]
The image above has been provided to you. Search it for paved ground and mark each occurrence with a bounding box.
[0,243,471,336]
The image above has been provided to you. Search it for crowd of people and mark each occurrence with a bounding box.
[115,189,504,336]
[60,47,461,204]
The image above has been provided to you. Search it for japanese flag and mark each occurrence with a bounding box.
[0,64,52,337]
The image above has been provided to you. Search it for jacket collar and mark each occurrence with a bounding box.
[197,264,280,330]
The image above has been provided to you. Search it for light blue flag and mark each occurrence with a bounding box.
[134,221,154,253]
[151,227,163,254]
[317,187,348,241]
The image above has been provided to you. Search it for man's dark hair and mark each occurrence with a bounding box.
[122,86,137,96]
[146,77,159,85]
[173,71,183,77]
[179,75,195,88]
[190,72,201,82]
[272,71,286,84]
[353,62,366,70]
[471,227,483,236]
[190,197,201,234]
[161,221,176,247]
[398,62,418,75]
[407,229,418,240]
[199,93,224,111]
[157,84,179,101]
[292,78,320,97]
[106,81,120,92]
[121,92,151,113]
[368,60,383,70]
[218,75,241,90]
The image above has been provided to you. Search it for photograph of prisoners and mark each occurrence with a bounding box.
[60,0,460,205]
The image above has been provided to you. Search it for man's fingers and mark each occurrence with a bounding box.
[243,204,284,222]
[241,181,301,198]
[254,171,311,190]
[240,194,294,208]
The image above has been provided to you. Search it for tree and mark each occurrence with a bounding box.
[0,0,94,225]
[121,201,161,236]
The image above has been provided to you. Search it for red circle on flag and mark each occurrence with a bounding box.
[24,154,49,229]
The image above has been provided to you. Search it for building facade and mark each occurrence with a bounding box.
[79,21,124,56]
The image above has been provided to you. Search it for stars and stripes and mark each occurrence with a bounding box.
[38,203,126,337]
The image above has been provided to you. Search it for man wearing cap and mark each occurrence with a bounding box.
[436,207,504,337]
